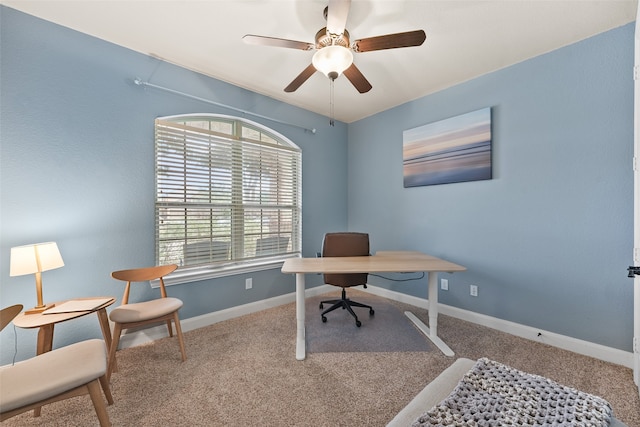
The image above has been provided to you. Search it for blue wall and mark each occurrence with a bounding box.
[0,6,347,364]
[348,23,634,351]
[0,6,634,363]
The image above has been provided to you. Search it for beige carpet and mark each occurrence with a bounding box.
[3,291,639,426]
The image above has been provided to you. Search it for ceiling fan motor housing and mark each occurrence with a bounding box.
[315,27,350,49]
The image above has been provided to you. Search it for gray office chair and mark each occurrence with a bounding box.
[319,232,375,327]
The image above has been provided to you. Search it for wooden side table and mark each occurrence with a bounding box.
[13,296,116,361]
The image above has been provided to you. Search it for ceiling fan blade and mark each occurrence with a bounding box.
[343,63,372,94]
[284,64,317,92]
[326,0,351,36]
[243,35,314,51]
[353,30,426,53]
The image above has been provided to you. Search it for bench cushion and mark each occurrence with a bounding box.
[0,339,106,413]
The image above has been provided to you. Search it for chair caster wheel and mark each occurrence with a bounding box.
[322,316,327,323]
[319,303,324,309]
[370,309,375,315]
[355,320,362,327]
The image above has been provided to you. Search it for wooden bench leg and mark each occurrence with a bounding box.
[87,379,111,427]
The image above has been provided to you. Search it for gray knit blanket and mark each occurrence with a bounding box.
[412,358,612,426]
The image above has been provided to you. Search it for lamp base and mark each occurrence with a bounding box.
[25,303,55,315]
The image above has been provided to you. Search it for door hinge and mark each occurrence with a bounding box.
[628,266,640,277]
[634,337,639,354]
[635,65,640,81]
[634,156,638,171]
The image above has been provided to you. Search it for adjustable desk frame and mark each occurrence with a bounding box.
[281,251,466,360]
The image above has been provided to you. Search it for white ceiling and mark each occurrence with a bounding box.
[2,0,637,123]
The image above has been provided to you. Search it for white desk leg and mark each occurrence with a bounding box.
[295,273,306,360]
[405,272,455,357]
[427,272,439,337]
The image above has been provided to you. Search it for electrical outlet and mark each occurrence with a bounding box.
[470,285,478,297]
[440,279,449,291]
[245,278,253,290]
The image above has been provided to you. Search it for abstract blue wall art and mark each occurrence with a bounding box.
[403,107,492,187]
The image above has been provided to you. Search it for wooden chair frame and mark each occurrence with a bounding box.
[107,264,186,380]
[0,379,112,426]
[0,304,113,426]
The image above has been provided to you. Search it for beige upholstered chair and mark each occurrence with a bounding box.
[107,264,186,379]
[0,304,113,426]
[319,232,375,327]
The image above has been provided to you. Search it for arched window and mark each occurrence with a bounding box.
[155,114,301,283]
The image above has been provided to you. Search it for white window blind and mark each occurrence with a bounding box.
[155,115,301,273]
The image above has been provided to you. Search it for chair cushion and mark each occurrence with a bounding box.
[109,297,183,324]
[0,339,107,413]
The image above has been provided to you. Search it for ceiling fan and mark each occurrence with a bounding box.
[242,0,426,94]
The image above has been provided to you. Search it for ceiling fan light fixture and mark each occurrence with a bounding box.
[312,45,353,80]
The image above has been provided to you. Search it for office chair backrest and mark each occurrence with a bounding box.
[322,232,369,288]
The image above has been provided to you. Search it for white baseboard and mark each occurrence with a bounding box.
[361,285,634,369]
[117,285,334,350]
[117,284,633,369]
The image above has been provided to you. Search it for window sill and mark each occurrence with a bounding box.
[150,255,298,288]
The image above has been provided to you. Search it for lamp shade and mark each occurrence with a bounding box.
[10,242,64,276]
[312,45,353,80]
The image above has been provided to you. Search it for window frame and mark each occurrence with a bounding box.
[154,113,302,286]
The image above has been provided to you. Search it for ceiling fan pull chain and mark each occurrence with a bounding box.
[329,79,335,127]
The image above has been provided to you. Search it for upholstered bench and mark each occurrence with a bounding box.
[387,358,628,427]
[0,338,113,426]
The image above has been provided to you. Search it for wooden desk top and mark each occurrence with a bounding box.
[13,297,116,329]
[281,251,466,274]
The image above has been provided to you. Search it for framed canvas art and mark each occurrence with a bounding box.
[403,107,492,187]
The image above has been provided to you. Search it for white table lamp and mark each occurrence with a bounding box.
[10,242,64,314]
